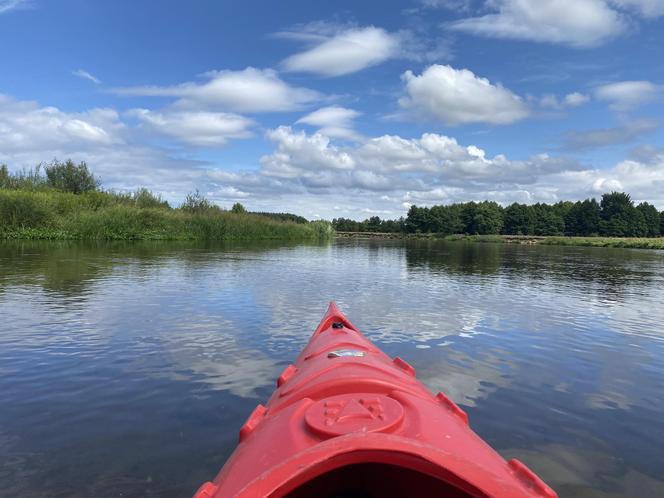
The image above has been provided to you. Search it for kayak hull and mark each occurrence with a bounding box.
[194,302,557,498]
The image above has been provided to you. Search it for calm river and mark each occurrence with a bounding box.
[1,239,663,497]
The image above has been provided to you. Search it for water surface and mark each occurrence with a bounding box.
[1,239,663,497]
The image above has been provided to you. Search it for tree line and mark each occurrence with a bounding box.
[332,192,664,237]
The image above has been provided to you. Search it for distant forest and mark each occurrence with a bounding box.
[333,192,664,237]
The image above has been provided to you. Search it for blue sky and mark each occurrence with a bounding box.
[1,0,663,219]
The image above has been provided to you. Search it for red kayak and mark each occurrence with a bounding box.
[194,302,557,498]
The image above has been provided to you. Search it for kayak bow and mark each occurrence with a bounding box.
[194,302,557,498]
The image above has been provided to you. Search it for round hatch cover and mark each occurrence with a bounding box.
[305,393,404,438]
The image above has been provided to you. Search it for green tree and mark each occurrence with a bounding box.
[599,192,645,236]
[405,205,432,233]
[636,202,660,237]
[45,159,99,194]
[463,201,503,235]
[565,198,600,236]
[479,201,504,234]
[430,204,464,235]
[332,218,357,231]
[553,200,574,221]
[460,202,476,233]
[503,203,535,235]
[532,203,565,235]
[378,216,406,233]
[181,190,214,213]
[366,216,382,232]
[335,197,664,238]
[231,202,247,214]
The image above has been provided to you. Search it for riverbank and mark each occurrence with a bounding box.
[335,232,664,249]
[0,189,332,241]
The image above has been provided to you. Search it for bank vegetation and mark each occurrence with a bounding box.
[0,161,332,241]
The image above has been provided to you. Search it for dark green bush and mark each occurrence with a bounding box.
[0,165,47,190]
[133,188,170,209]
[45,159,100,194]
[0,190,52,228]
[181,190,216,214]
[231,202,247,214]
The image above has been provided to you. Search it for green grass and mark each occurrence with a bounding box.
[441,234,505,243]
[441,234,664,249]
[540,236,664,249]
[0,189,333,241]
[337,232,664,250]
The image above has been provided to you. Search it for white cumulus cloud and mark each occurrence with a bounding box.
[0,94,124,152]
[609,0,664,17]
[538,92,591,110]
[114,67,321,113]
[450,0,627,48]
[260,126,356,179]
[549,151,664,207]
[205,126,664,217]
[564,92,591,107]
[131,109,253,147]
[0,94,209,200]
[257,126,583,191]
[282,26,399,77]
[595,80,662,110]
[296,106,361,140]
[399,64,529,125]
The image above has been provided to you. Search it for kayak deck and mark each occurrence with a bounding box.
[194,302,556,498]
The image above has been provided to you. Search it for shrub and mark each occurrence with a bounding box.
[68,206,174,240]
[181,190,215,213]
[308,220,334,239]
[45,159,100,194]
[231,202,247,214]
[132,188,170,209]
[0,190,52,228]
[0,165,47,190]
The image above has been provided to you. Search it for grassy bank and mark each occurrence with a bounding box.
[336,231,664,250]
[538,236,664,249]
[0,189,332,241]
[445,234,664,249]
[445,235,664,249]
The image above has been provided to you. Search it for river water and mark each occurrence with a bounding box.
[1,239,663,498]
